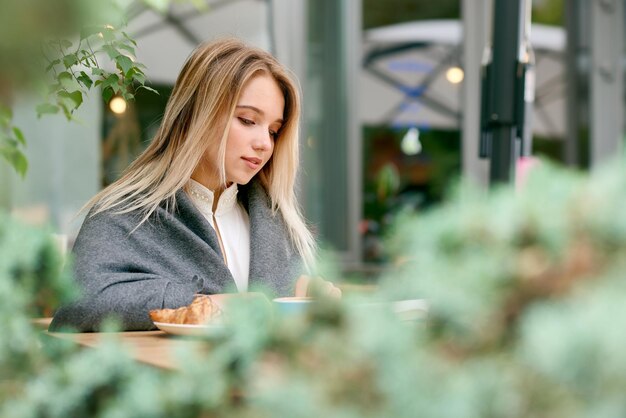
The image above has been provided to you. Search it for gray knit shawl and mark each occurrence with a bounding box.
[49,180,303,332]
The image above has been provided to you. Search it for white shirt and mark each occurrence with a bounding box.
[187,179,250,292]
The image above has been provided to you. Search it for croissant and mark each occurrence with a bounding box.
[149,294,222,325]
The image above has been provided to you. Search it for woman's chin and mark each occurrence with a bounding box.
[231,176,254,186]
[228,169,260,186]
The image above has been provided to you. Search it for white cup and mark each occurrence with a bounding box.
[272,297,313,314]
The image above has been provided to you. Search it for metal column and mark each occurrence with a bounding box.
[343,0,363,266]
[590,0,624,167]
[461,0,491,186]
[301,0,362,264]
[480,0,532,184]
[564,0,587,167]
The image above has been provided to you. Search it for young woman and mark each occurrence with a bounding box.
[50,37,339,332]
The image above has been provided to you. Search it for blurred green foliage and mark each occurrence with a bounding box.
[0,0,158,177]
[383,157,626,415]
[362,126,461,262]
[38,24,156,120]
[532,0,564,26]
[363,0,564,30]
[363,0,460,29]
[2,156,626,417]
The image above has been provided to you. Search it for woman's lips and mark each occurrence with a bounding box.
[242,157,262,169]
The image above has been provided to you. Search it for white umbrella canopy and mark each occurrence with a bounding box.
[360,19,566,139]
[124,0,270,85]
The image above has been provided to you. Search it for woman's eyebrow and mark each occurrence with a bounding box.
[236,105,283,124]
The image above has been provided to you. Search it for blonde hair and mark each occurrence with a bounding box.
[86,37,316,266]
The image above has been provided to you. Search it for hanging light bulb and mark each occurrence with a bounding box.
[401,127,422,156]
[446,66,464,84]
[109,96,127,114]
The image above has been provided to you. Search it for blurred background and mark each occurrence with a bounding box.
[0,0,624,277]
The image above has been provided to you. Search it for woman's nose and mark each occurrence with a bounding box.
[252,129,272,151]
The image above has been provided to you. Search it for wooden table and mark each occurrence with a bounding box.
[35,291,420,371]
[36,318,206,370]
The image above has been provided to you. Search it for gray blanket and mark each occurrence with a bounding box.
[49,180,303,331]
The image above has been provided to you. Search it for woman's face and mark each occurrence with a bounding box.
[224,73,284,185]
[194,72,285,190]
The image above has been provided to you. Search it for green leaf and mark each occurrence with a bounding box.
[77,71,93,89]
[138,85,159,95]
[79,49,92,58]
[101,28,116,42]
[92,68,105,76]
[125,67,136,79]
[58,71,72,81]
[119,91,135,102]
[100,73,121,95]
[80,50,97,67]
[45,59,61,72]
[57,71,80,91]
[0,146,28,177]
[36,103,60,118]
[116,55,134,77]
[62,53,79,68]
[121,31,138,46]
[11,149,28,177]
[70,91,84,108]
[102,44,119,60]
[133,71,146,85]
[58,90,83,110]
[102,86,115,103]
[117,43,136,55]
[0,104,12,128]
[12,127,26,146]
[102,73,120,88]
[59,102,72,119]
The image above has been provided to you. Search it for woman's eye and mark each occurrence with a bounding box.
[239,117,254,126]
[269,130,278,140]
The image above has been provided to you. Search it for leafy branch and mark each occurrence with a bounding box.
[0,104,28,177]
[0,0,212,177]
[1,20,160,177]
[37,23,157,121]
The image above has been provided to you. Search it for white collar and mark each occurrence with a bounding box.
[187,179,239,216]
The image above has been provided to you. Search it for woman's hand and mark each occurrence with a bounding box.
[294,275,342,299]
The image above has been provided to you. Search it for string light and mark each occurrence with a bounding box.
[109,97,127,114]
[446,66,464,84]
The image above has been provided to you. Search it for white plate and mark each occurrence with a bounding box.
[152,321,227,337]
[358,299,428,321]
[391,299,428,321]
